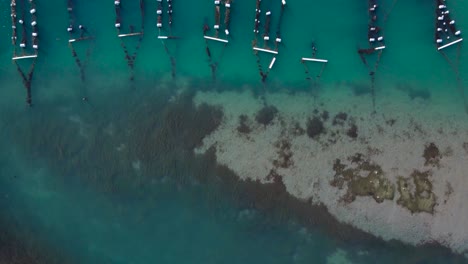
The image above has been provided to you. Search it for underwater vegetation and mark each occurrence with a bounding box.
[255,105,279,126]
[0,87,391,246]
[331,155,395,204]
[2,85,467,263]
[0,165,71,264]
[330,148,440,215]
[306,116,325,139]
[397,170,437,214]
[305,110,360,146]
[237,114,252,134]
[0,226,68,264]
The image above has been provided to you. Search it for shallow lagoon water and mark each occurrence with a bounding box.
[1,0,468,263]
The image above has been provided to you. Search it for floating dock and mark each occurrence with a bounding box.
[203,0,233,80]
[438,38,463,50]
[11,0,38,107]
[118,32,143,38]
[356,0,387,111]
[205,0,232,41]
[69,36,92,43]
[251,0,287,83]
[204,35,228,43]
[10,0,39,58]
[156,0,176,38]
[435,0,463,51]
[12,54,38,60]
[253,46,279,55]
[268,57,276,69]
[224,0,232,35]
[367,1,385,49]
[300,43,328,84]
[357,0,386,55]
[301,58,328,63]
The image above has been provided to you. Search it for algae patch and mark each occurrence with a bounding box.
[331,155,437,214]
[397,170,437,214]
[237,114,252,134]
[255,105,278,126]
[273,139,294,169]
[423,142,441,167]
[306,116,325,139]
[331,154,395,204]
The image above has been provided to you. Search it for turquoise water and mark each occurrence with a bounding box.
[1,0,468,263]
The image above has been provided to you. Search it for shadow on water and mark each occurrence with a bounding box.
[396,82,431,101]
[0,82,467,264]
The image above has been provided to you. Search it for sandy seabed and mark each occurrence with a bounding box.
[193,84,468,258]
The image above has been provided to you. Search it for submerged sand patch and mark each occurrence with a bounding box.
[194,84,468,257]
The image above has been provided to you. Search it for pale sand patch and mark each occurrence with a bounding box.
[326,248,353,264]
[193,84,468,257]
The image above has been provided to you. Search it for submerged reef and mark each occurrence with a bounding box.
[332,112,348,126]
[331,153,437,214]
[237,114,252,134]
[0,198,72,264]
[6,88,223,196]
[255,105,278,126]
[331,155,394,204]
[4,86,447,263]
[397,170,437,214]
[423,142,442,167]
[2,88,392,259]
[346,124,358,139]
[273,139,293,169]
[193,89,468,260]
[306,116,324,138]
[304,109,361,145]
[4,85,468,262]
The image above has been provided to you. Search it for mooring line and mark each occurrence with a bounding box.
[203,0,231,82]
[204,37,228,82]
[14,60,36,106]
[357,0,390,112]
[162,40,177,79]
[302,44,327,91]
[434,1,467,114]
[158,0,178,79]
[12,0,38,106]
[253,0,285,84]
[383,0,398,23]
[67,0,94,101]
[440,45,468,114]
[115,0,145,83]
